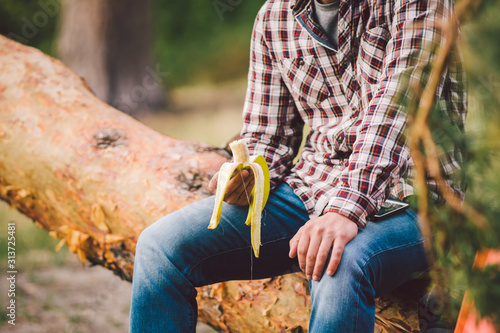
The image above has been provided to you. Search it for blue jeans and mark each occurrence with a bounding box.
[129,183,429,332]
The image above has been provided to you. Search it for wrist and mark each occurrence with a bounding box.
[322,211,358,226]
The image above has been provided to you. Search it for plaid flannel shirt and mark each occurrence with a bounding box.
[240,0,467,227]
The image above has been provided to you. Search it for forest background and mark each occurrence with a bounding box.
[0,1,264,332]
[0,0,263,86]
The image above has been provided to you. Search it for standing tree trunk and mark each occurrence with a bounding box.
[57,0,167,116]
[0,35,422,332]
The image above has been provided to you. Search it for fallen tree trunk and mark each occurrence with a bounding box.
[0,35,422,332]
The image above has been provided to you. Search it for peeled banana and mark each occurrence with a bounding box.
[208,139,270,257]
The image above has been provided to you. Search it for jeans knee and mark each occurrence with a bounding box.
[134,217,186,281]
[134,214,194,272]
[135,215,178,259]
[340,246,368,275]
[311,247,369,297]
[135,223,160,260]
[321,244,367,284]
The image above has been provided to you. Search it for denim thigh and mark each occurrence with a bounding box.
[139,183,310,287]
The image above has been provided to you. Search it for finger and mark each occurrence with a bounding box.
[225,169,247,196]
[235,170,255,204]
[224,170,249,204]
[312,236,335,281]
[305,235,322,281]
[225,169,253,197]
[235,176,255,205]
[289,228,303,258]
[226,170,254,205]
[296,232,311,276]
[326,238,347,276]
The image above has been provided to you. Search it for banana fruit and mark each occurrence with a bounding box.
[208,139,270,257]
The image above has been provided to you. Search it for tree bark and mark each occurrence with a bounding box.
[57,0,167,116]
[0,35,421,332]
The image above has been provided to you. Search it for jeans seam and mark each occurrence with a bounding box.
[353,276,360,333]
[185,234,294,281]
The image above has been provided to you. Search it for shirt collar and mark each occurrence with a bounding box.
[292,0,346,15]
[291,0,309,15]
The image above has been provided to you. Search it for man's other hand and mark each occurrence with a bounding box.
[289,212,358,281]
[208,169,255,206]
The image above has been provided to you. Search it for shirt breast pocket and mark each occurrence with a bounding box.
[279,55,331,106]
[358,24,391,85]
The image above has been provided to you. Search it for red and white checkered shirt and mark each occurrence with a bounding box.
[241,0,467,227]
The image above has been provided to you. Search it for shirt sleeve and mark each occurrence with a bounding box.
[324,0,454,227]
[241,10,304,190]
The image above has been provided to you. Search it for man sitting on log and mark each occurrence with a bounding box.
[129,0,466,331]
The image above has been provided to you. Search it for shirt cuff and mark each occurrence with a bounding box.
[323,186,378,228]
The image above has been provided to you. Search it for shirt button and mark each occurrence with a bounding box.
[298,59,305,66]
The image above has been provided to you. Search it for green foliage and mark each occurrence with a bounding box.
[0,0,59,55]
[470,265,500,321]
[150,0,264,85]
[425,0,500,326]
[0,0,265,86]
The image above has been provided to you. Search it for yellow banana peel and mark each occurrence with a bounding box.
[208,139,270,257]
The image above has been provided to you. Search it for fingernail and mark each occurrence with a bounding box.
[313,275,319,281]
[307,275,312,280]
[327,270,333,276]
